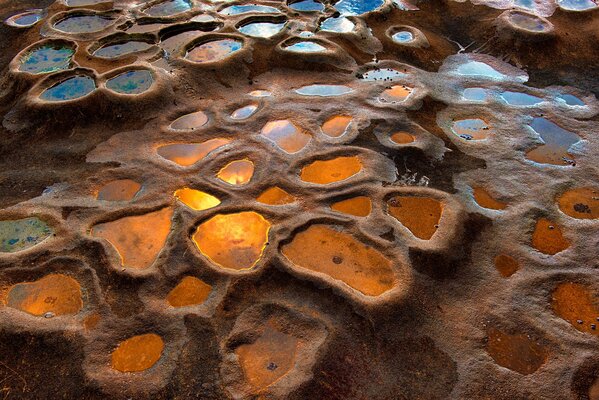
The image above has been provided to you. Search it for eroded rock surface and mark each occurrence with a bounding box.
[1,0,598,398]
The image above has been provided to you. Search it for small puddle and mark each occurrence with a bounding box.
[111,333,164,372]
[40,75,96,101]
[387,196,442,240]
[557,93,584,106]
[174,188,220,210]
[238,22,285,38]
[284,41,326,53]
[321,115,352,137]
[145,0,192,17]
[300,156,362,185]
[463,87,488,102]
[6,274,83,317]
[295,84,353,96]
[392,30,414,43]
[379,85,413,103]
[557,187,598,219]
[257,187,296,205]
[106,70,153,94]
[157,138,231,166]
[191,15,215,23]
[335,0,384,15]
[282,225,395,296]
[451,118,490,141]
[508,12,551,32]
[19,43,74,74]
[531,218,570,255]
[320,17,354,33]
[169,110,209,131]
[94,41,153,58]
[97,179,141,201]
[249,89,271,97]
[557,0,598,11]
[185,39,243,63]
[235,322,299,391]
[167,276,212,307]
[360,68,407,82]
[525,118,580,166]
[0,217,53,253]
[551,282,599,335]
[231,104,258,120]
[6,11,43,28]
[473,187,507,210]
[331,196,371,217]
[91,207,173,269]
[486,328,548,375]
[217,159,255,185]
[456,61,506,80]
[192,211,270,270]
[390,131,415,144]
[54,14,114,34]
[220,5,281,15]
[261,120,311,153]
[290,0,325,11]
[500,91,542,106]
[552,282,599,335]
[494,254,519,277]
[513,0,538,10]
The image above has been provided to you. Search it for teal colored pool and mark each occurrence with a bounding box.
[0,217,53,253]
[19,44,74,74]
[106,70,154,94]
[94,41,154,58]
[40,75,96,101]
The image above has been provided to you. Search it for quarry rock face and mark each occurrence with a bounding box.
[0,0,598,399]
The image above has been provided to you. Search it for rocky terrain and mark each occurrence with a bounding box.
[0,0,598,398]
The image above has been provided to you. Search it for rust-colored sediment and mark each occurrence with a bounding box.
[235,321,299,392]
[282,225,396,296]
[331,196,372,217]
[166,276,212,308]
[300,156,363,185]
[257,187,296,205]
[91,207,174,269]
[531,217,570,255]
[473,186,507,210]
[486,328,548,375]
[557,187,599,219]
[192,212,270,271]
[6,274,83,316]
[111,333,164,372]
[494,254,520,277]
[552,282,599,335]
[387,195,443,240]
